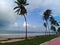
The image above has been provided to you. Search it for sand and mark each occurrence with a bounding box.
[0,39,25,43]
[0,36,36,43]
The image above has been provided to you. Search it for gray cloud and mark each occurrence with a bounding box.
[0,0,19,27]
[0,0,60,30]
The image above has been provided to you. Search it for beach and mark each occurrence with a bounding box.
[0,32,56,43]
[0,33,44,43]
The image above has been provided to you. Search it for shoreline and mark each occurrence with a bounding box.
[0,34,56,40]
[0,35,56,43]
[0,35,42,43]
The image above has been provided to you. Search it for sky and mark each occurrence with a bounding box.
[0,0,60,32]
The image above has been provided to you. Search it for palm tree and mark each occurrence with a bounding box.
[14,0,29,40]
[50,16,59,34]
[43,9,51,35]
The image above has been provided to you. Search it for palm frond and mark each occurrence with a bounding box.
[15,1,20,5]
[51,26,56,31]
[14,0,28,15]
[17,0,21,3]
[44,23,47,27]
[16,0,24,4]
[24,3,29,6]
[15,9,20,14]
[14,6,19,10]
[50,16,59,26]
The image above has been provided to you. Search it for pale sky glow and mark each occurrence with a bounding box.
[23,22,37,29]
[0,0,60,32]
[23,22,26,27]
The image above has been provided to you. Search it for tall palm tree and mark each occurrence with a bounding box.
[43,9,51,35]
[14,0,29,40]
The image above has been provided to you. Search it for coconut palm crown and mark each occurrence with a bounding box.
[43,9,51,21]
[14,0,29,15]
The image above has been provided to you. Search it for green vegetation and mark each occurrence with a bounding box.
[0,35,58,45]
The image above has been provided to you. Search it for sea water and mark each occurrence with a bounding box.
[0,30,56,38]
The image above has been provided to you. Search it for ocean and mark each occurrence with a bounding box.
[0,30,55,38]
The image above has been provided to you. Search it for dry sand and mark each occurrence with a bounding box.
[0,38,25,43]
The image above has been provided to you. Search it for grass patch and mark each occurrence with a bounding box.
[0,35,59,45]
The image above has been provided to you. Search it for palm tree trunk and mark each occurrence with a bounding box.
[24,15,27,40]
[45,21,48,36]
[47,22,50,35]
[46,21,48,35]
[45,26,47,35]
[46,22,50,35]
[46,21,50,36]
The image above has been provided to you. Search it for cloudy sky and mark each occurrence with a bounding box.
[0,0,60,32]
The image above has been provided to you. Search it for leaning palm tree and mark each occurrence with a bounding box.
[14,0,29,40]
[50,16,59,35]
[43,9,51,35]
